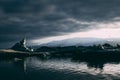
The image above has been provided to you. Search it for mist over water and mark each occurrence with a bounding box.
[0,56,120,80]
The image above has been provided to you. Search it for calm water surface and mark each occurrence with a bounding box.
[0,56,120,80]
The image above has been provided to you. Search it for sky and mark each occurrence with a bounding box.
[1,0,120,48]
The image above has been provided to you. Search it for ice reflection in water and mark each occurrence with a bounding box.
[103,63,120,76]
[25,57,120,80]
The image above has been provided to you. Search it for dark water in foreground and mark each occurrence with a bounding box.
[0,56,120,80]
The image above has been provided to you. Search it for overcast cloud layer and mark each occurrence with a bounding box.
[1,0,120,48]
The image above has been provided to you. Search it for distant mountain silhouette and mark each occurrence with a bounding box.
[35,41,120,52]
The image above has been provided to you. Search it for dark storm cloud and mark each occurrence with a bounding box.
[0,0,120,48]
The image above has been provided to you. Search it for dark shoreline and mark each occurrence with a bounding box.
[0,51,47,58]
[1,49,120,62]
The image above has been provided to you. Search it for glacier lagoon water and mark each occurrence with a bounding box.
[0,56,120,80]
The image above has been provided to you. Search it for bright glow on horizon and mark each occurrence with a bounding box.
[32,27,120,45]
